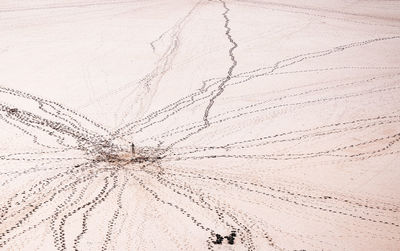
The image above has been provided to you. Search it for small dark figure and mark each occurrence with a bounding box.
[213,231,236,245]
[212,234,223,244]
[224,231,236,245]
[131,143,135,155]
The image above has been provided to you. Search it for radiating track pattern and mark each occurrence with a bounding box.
[1,0,400,250]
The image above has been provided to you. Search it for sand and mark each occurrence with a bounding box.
[0,0,400,250]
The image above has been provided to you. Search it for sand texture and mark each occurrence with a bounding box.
[0,0,400,250]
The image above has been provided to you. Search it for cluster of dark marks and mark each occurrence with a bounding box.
[213,230,236,245]
[1,0,400,250]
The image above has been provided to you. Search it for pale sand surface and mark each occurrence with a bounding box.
[0,0,400,250]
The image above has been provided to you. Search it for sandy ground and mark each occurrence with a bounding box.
[0,0,400,250]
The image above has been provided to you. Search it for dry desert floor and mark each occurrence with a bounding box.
[0,0,400,250]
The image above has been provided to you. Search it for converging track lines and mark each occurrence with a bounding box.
[1,0,400,250]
